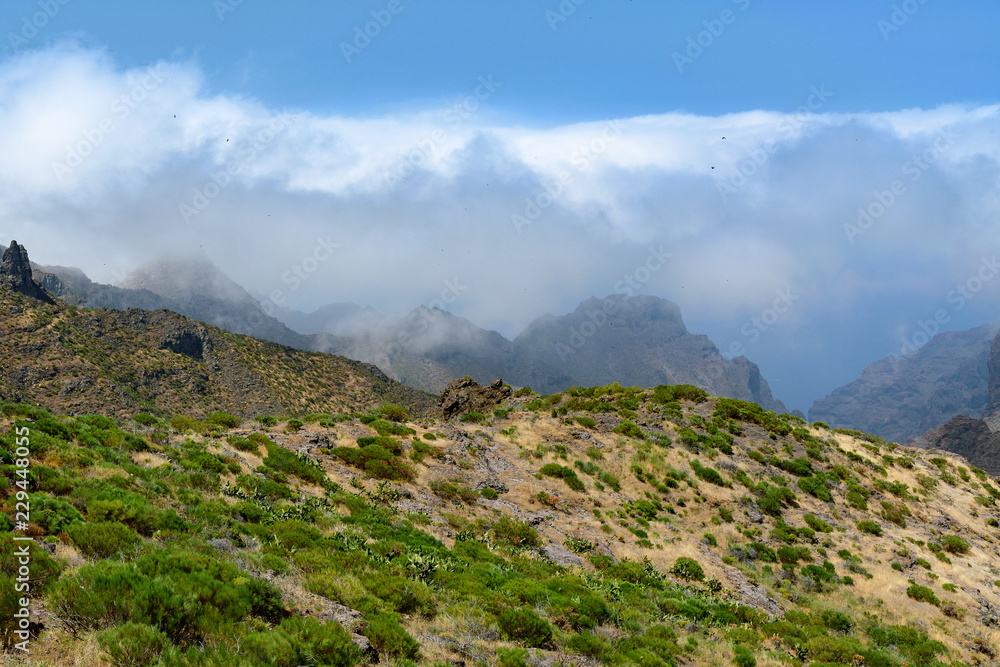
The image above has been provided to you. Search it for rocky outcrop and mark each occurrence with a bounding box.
[439,377,512,419]
[981,329,1000,431]
[911,415,1000,475]
[1,241,54,303]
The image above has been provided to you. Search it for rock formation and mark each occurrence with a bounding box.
[0,241,55,303]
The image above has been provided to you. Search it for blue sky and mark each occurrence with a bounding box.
[1,0,1000,413]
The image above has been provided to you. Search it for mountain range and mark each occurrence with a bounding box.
[33,251,788,413]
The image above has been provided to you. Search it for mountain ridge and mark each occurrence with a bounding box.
[38,254,787,412]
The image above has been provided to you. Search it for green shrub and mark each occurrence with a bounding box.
[498,608,552,648]
[132,414,159,427]
[733,645,756,667]
[97,622,169,667]
[803,514,833,533]
[856,520,882,536]
[429,480,478,503]
[285,419,304,432]
[907,584,940,606]
[671,557,705,582]
[497,647,530,667]
[690,460,728,487]
[67,521,141,559]
[490,516,541,548]
[797,475,832,502]
[459,411,487,424]
[261,444,325,485]
[255,415,278,427]
[941,534,970,555]
[206,412,240,428]
[481,487,498,500]
[539,463,586,492]
[613,420,644,438]
[650,384,708,404]
[379,403,409,422]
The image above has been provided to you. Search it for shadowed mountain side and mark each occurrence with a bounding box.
[910,415,1000,476]
[510,295,787,413]
[0,287,434,419]
[809,323,999,443]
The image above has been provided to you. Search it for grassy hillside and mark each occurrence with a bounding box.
[2,383,999,665]
[0,289,434,419]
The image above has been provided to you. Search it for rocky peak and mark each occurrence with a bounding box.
[0,241,55,304]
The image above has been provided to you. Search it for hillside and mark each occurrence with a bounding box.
[809,323,999,444]
[3,379,1000,666]
[0,288,433,420]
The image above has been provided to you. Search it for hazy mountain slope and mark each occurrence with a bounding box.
[36,254,786,409]
[510,295,787,413]
[273,301,386,336]
[809,322,999,443]
[118,257,314,349]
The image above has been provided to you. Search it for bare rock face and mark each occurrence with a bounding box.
[438,377,512,419]
[983,329,1000,431]
[912,415,1000,476]
[0,241,55,304]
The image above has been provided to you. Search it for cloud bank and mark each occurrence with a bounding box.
[3,43,1000,411]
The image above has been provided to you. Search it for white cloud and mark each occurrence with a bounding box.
[3,44,1000,410]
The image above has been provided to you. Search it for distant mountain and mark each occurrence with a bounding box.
[509,295,786,413]
[2,244,432,417]
[808,323,999,443]
[38,255,786,411]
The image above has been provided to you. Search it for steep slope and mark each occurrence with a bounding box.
[0,286,433,419]
[117,257,315,349]
[5,383,1000,665]
[809,322,999,443]
[511,295,787,413]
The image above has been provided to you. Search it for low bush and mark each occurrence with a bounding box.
[670,557,704,582]
[906,584,940,606]
[67,521,141,559]
[613,420,644,439]
[497,608,552,648]
[856,520,882,536]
